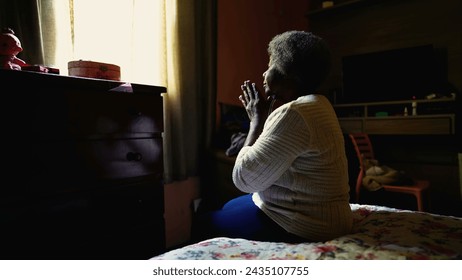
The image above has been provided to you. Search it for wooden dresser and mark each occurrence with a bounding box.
[0,69,166,259]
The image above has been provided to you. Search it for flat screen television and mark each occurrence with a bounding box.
[340,44,447,104]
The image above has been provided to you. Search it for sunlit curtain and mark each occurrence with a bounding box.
[1,0,216,184]
[163,0,216,183]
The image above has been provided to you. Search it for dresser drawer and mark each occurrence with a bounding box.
[68,92,163,135]
[30,138,163,187]
[33,91,163,137]
[1,177,165,259]
[78,137,163,179]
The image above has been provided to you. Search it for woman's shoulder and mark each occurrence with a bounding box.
[269,95,331,122]
[295,94,329,104]
[284,94,329,112]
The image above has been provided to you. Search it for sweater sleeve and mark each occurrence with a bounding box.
[232,105,310,193]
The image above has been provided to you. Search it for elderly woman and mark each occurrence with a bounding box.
[194,30,352,243]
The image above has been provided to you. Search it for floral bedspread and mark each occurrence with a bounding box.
[152,204,462,260]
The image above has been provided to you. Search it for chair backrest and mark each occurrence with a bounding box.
[349,133,375,161]
[348,133,376,202]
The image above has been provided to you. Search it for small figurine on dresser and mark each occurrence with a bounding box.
[0,27,27,70]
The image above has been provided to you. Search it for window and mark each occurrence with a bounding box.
[51,0,166,86]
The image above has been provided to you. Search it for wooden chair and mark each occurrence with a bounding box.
[348,133,430,211]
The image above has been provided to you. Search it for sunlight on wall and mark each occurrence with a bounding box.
[53,0,166,86]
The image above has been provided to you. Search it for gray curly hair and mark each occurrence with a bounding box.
[267,30,331,94]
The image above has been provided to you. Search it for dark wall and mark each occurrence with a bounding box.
[217,0,310,106]
[307,0,462,100]
[217,0,462,105]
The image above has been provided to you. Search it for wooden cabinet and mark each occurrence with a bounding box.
[0,70,166,259]
[334,98,457,135]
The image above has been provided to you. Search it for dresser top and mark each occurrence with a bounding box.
[1,69,166,95]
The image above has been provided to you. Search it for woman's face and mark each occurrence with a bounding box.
[262,60,285,100]
[263,60,297,103]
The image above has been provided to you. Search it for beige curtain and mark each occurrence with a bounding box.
[0,0,216,184]
[163,0,216,183]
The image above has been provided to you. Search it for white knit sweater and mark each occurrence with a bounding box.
[232,94,353,241]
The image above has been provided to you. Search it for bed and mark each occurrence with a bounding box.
[152,204,462,260]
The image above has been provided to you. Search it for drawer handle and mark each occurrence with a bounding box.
[127,107,142,117]
[126,152,143,161]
